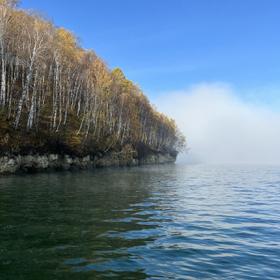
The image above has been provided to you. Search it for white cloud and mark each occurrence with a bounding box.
[154,83,280,164]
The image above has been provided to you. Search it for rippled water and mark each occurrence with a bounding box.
[1,164,280,279]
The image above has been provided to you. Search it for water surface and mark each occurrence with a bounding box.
[1,164,280,279]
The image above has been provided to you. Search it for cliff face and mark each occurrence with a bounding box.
[0,151,176,175]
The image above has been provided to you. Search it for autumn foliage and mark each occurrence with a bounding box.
[0,1,186,157]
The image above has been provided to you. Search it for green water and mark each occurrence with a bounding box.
[1,164,280,279]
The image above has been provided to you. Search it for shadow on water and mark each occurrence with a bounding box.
[1,164,280,279]
[0,166,174,279]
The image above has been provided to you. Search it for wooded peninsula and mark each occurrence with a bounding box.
[0,0,185,173]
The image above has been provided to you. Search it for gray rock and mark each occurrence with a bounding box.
[0,151,176,175]
[0,156,19,174]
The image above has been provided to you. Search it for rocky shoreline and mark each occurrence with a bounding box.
[0,151,176,175]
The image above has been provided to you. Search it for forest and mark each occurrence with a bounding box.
[0,0,185,159]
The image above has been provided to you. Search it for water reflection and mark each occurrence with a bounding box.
[0,164,280,279]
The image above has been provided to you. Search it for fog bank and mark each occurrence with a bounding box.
[154,83,280,164]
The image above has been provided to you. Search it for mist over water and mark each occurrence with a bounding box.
[154,83,280,165]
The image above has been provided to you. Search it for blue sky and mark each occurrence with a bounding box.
[20,0,280,105]
[19,0,280,163]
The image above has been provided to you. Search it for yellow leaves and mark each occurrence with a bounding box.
[0,0,18,8]
[32,17,53,41]
[56,28,76,46]
[92,57,111,90]
[111,68,125,81]
[55,28,81,61]
[1,1,185,155]
[33,18,43,30]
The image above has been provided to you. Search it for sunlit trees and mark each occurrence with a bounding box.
[0,2,185,156]
[0,0,19,107]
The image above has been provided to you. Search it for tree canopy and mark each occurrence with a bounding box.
[0,2,186,157]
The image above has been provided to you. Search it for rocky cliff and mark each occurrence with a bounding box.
[0,151,176,175]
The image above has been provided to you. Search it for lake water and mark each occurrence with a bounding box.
[0,164,280,279]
